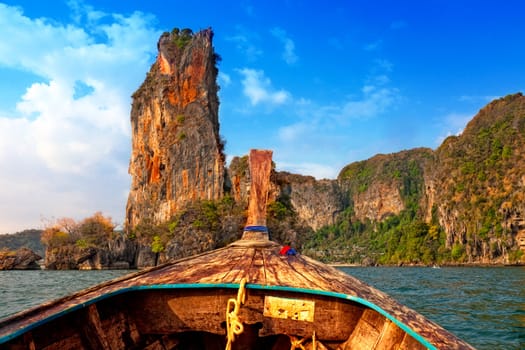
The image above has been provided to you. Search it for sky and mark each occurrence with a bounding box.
[0,0,524,233]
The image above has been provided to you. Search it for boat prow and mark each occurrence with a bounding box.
[0,150,474,349]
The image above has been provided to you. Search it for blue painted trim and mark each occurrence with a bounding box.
[243,225,268,232]
[0,283,435,349]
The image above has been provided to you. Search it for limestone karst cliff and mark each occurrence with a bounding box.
[121,27,523,266]
[273,172,346,231]
[26,26,523,268]
[429,93,525,263]
[126,28,225,229]
[338,148,434,223]
[306,93,525,264]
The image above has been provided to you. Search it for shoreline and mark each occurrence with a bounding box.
[329,262,525,268]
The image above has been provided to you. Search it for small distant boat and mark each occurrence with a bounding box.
[0,150,474,349]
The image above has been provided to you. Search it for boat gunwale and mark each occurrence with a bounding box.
[0,282,436,349]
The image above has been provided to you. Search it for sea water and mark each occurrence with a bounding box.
[0,267,523,349]
[341,266,525,350]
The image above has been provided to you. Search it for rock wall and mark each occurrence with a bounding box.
[352,181,404,222]
[44,235,137,270]
[0,248,41,270]
[337,148,433,223]
[126,28,224,229]
[273,172,346,230]
[121,26,523,265]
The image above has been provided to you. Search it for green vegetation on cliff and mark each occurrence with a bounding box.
[130,196,244,260]
[303,93,525,265]
[305,148,442,265]
[123,93,524,266]
[433,93,525,263]
[302,207,449,265]
[38,93,525,268]
[129,188,311,263]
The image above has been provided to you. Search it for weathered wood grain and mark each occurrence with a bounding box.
[245,149,273,228]
[0,241,475,349]
[80,304,110,349]
[0,149,475,349]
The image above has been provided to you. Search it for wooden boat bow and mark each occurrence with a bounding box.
[0,150,475,349]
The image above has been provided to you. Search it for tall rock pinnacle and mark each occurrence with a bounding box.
[125,28,225,229]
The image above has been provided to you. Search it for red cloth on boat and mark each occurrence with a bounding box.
[280,245,297,256]
[280,245,291,255]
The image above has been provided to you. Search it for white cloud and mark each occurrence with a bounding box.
[237,68,290,106]
[341,84,399,120]
[278,122,308,142]
[271,80,400,179]
[226,27,263,61]
[0,3,160,233]
[218,72,232,87]
[435,112,474,145]
[277,161,338,180]
[364,40,382,51]
[16,79,129,173]
[458,95,499,103]
[270,27,298,64]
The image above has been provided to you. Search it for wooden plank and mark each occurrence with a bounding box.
[263,296,315,322]
[245,149,273,227]
[245,247,268,283]
[128,289,233,334]
[40,334,84,350]
[251,290,361,342]
[81,304,110,349]
[123,288,362,343]
[24,332,36,350]
[374,319,407,350]
[98,307,140,350]
[142,340,165,350]
[341,308,386,349]
[399,332,428,350]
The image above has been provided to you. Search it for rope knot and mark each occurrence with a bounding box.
[225,278,247,350]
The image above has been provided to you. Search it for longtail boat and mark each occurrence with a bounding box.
[0,150,474,349]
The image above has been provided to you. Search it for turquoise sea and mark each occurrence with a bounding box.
[0,267,523,349]
[341,266,525,350]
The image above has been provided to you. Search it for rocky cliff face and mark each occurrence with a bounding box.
[122,27,523,265]
[329,94,525,263]
[223,95,524,263]
[0,248,41,270]
[273,172,346,231]
[44,236,137,270]
[429,93,525,262]
[126,28,224,229]
[338,149,434,222]
[227,157,343,236]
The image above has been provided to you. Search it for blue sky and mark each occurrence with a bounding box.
[0,0,524,233]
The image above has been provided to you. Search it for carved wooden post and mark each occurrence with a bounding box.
[242,149,273,241]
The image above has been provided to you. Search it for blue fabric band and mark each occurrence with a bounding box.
[243,225,268,232]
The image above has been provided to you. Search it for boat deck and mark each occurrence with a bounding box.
[0,240,474,349]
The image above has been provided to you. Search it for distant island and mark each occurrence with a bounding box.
[2,28,524,269]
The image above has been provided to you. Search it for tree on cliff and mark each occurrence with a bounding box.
[41,212,116,248]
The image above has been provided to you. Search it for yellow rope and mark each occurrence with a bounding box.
[290,336,306,350]
[225,278,247,350]
[289,331,316,350]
